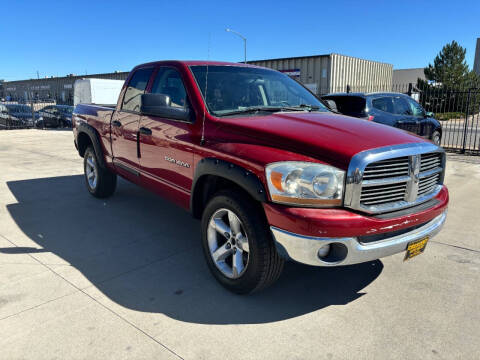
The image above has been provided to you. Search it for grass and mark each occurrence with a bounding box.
[435,112,465,121]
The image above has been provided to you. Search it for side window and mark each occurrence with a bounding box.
[372,97,394,114]
[151,67,187,108]
[392,97,412,116]
[407,98,425,118]
[122,68,154,112]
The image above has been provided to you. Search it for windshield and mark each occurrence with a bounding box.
[6,105,31,113]
[190,65,329,116]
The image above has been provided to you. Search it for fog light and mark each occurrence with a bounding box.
[317,244,331,259]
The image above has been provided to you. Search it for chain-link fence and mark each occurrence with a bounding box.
[0,72,128,130]
[1,74,479,154]
[0,99,76,130]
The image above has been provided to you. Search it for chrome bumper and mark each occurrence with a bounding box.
[270,211,447,266]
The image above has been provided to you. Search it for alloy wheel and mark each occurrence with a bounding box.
[207,208,250,279]
[85,153,98,190]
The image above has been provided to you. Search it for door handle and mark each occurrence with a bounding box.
[139,127,152,135]
[112,120,122,127]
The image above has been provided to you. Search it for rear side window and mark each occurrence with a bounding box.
[372,97,394,114]
[122,68,154,112]
[392,97,412,115]
[323,96,366,117]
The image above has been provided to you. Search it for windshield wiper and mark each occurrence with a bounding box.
[217,106,305,117]
[292,104,322,111]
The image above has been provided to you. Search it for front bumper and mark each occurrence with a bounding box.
[271,211,447,266]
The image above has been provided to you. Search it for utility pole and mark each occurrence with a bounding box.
[36,70,39,79]
[225,28,247,64]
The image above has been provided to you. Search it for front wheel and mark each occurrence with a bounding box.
[432,130,442,146]
[201,190,284,294]
[83,146,117,198]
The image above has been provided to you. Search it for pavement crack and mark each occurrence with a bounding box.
[0,291,78,322]
[430,240,480,254]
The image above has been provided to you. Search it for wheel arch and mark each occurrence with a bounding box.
[190,158,268,219]
[76,122,107,169]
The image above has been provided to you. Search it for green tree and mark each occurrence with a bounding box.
[424,41,478,89]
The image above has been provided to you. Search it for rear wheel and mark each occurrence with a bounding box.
[83,146,117,198]
[201,190,284,294]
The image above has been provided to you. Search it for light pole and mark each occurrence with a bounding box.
[225,28,246,64]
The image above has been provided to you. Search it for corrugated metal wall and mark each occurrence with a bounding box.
[248,56,330,95]
[329,54,393,94]
[248,54,393,95]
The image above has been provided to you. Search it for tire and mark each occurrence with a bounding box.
[83,146,117,198]
[201,190,284,294]
[432,130,441,146]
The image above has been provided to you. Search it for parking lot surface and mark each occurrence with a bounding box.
[0,130,479,360]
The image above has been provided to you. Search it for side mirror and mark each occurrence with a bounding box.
[141,93,193,122]
[425,111,434,118]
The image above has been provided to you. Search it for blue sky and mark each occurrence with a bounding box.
[2,0,479,80]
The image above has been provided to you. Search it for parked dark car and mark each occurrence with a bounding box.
[0,103,37,129]
[321,93,442,145]
[36,105,74,128]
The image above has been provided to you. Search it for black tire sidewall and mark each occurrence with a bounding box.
[201,191,273,294]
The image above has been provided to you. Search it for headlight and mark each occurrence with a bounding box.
[265,162,345,206]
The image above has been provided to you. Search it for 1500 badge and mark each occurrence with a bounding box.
[164,156,190,168]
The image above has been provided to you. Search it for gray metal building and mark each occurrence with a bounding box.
[392,68,426,88]
[247,53,393,95]
[0,71,129,103]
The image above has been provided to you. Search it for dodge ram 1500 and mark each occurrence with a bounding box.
[73,61,448,294]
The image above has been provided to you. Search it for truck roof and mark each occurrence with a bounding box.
[132,60,264,69]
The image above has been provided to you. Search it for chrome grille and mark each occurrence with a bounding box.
[345,143,445,214]
[361,182,408,205]
[420,153,442,172]
[363,157,409,180]
[418,173,441,197]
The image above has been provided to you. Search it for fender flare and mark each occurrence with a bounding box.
[77,122,107,169]
[190,158,268,217]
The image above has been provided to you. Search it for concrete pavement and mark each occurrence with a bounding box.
[0,130,479,359]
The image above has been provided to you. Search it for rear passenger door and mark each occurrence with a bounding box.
[370,96,396,127]
[111,67,154,180]
[40,106,55,127]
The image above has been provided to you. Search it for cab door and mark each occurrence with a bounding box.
[391,96,420,135]
[406,97,432,137]
[111,67,154,181]
[138,66,195,207]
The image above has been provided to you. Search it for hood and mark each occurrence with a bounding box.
[213,112,425,169]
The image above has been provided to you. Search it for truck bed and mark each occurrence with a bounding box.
[73,103,116,162]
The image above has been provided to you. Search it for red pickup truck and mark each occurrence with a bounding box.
[73,61,448,294]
